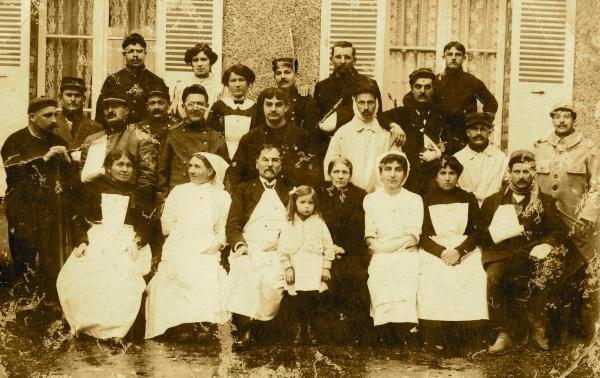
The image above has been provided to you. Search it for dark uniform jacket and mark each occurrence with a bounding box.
[135,115,180,147]
[53,112,102,149]
[225,179,290,249]
[253,86,312,131]
[156,119,228,208]
[478,187,566,267]
[95,66,168,126]
[437,68,498,151]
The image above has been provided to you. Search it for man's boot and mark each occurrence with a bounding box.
[488,331,512,354]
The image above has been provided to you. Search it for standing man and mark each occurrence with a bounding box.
[271,57,311,129]
[156,84,228,209]
[384,68,447,194]
[454,112,508,205]
[534,103,600,337]
[1,98,76,308]
[226,144,290,347]
[53,77,102,150]
[95,33,168,126]
[437,41,498,154]
[229,87,319,187]
[479,151,567,353]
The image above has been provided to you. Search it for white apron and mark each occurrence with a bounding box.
[417,203,488,321]
[226,188,286,320]
[145,186,230,339]
[57,224,151,339]
[224,115,251,160]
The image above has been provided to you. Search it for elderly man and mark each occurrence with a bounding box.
[384,68,447,194]
[479,150,567,353]
[534,103,600,337]
[95,33,168,126]
[1,98,76,308]
[229,87,319,187]
[226,144,290,347]
[437,41,498,153]
[156,84,228,210]
[324,82,393,192]
[455,112,509,205]
[53,77,102,150]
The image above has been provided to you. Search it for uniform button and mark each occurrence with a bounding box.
[203,141,207,144]
[183,172,187,176]
[552,184,559,191]
[554,174,559,179]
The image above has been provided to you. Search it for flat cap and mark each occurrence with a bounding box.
[60,76,85,92]
[466,112,494,128]
[409,67,436,86]
[28,97,58,113]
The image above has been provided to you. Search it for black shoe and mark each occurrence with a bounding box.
[568,320,589,339]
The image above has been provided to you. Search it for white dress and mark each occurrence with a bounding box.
[226,187,287,320]
[145,183,231,339]
[57,194,151,339]
[363,188,423,326]
[417,203,488,321]
[278,214,335,295]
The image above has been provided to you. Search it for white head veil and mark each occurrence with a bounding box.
[191,152,229,188]
[374,150,411,190]
[352,91,380,123]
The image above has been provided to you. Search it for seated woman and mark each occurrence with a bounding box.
[363,151,423,345]
[145,152,231,341]
[417,155,488,354]
[318,157,371,344]
[57,150,151,343]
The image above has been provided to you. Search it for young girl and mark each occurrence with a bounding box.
[278,185,335,345]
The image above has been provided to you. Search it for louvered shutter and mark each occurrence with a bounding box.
[320,0,385,82]
[506,0,575,152]
[0,0,21,67]
[518,0,567,83]
[158,0,223,87]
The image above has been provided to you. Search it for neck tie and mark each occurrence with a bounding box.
[264,181,275,189]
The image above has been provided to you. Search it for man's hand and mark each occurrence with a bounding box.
[319,112,337,133]
[440,248,461,266]
[232,244,248,258]
[334,245,345,259]
[389,123,406,146]
[285,267,295,285]
[419,149,440,162]
[43,146,72,163]
[297,84,313,97]
[73,242,88,257]
[530,243,553,260]
[321,268,331,283]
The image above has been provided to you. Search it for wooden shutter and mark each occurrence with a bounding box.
[320,0,385,81]
[0,0,21,67]
[518,0,567,83]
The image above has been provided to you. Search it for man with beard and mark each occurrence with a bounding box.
[383,68,447,194]
[229,87,319,187]
[82,88,157,210]
[1,97,76,309]
[95,33,168,126]
[479,150,567,353]
[53,77,102,150]
[436,41,498,153]
[455,112,508,205]
[324,83,394,193]
[305,41,401,158]
[156,84,228,210]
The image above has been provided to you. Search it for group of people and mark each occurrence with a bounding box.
[2,32,598,355]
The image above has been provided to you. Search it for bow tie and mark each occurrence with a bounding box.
[233,99,244,105]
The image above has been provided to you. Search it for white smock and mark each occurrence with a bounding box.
[226,187,287,320]
[417,203,488,321]
[145,182,231,339]
[57,195,151,339]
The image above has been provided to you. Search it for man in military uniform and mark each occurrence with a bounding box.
[53,77,102,150]
[533,103,600,337]
[271,57,311,129]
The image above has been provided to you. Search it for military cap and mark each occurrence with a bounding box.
[549,102,576,119]
[102,88,128,105]
[28,97,58,113]
[409,67,436,86]
[465,112,494,128]
[147,86,170,101]
[508,149,536,169]
[60,76,85,92]
[272,57,299,73]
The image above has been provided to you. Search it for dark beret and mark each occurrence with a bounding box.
[28,97,58,113]
[465,112,494,128]
[409,68,436,86]
[60,76,85,92]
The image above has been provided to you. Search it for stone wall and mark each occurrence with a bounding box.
[573,0,600,143]
[221,0,322,100]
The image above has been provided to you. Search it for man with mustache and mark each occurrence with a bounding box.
[269,57,311,130]
[324,83,395,193]
[156,84,228,210]
[533,103,600,338]
[229,87,319,187]
[383,68,448,194]
[1,97,77,310]
[95,33,168,126]
[454,112,508,206]
[53,77,102,151]
[436,41,498,154]
[479,150,567,353]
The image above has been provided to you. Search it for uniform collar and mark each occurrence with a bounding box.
[548,130,584,149]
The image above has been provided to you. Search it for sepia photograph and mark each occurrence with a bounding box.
[0,0,598,376]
